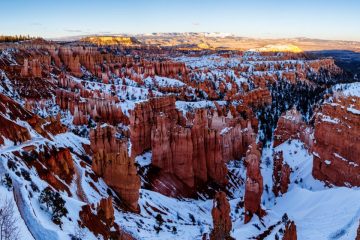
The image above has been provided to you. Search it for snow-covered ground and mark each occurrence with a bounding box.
[118,189,213,240]
[115,139,360,240]
[0,184,35,240]
[1,48,359,240]
[231,140,359,240]
[176,100,227,116]
[144,76,186,88]
[332,81,360,97]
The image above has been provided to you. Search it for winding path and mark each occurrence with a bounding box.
[0,138,60,240]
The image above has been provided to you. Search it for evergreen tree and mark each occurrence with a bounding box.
[39,187,68,227]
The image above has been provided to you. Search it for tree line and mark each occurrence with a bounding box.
[0,35,34,43]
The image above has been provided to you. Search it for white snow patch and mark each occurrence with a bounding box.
[325,160,332,165]
[347,107,360,115]
[332,82,360,97]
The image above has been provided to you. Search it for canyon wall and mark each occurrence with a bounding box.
[210,191,233,240]
[273,107,313,148]
[90,125,140,212]
[244,142,265,223]
[272,151,291,196]
[312,96,360,186]
[129,96,257,196]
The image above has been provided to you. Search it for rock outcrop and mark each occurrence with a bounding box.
[272,151,291,196]
[151,109,255,195]
[240,88,272,108]
[43,114,68,135]
[20,58,43,78]
[129,96,177,156]
[155,111,240,184]
[38,147,75,184]
[312,96,360,186]
[145,61,188,79]
[244,143,265,223]
[97,197,115,226]
[23,146,73,195]
[307,58,341,74]
[130,96,258,196]
[0,93,35,145]
[282,220,297,240]
[210,192,233,240]
[90,125,140,212]
[0,40,355,240]
[273,107,313,148]
[79,197,134,240]
[0,114,31,145]
[56,89,128,125]
[58,46,83,77]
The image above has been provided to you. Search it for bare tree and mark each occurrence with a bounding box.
[0,198,20,240]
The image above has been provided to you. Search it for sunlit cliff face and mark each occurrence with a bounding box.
[248,44,303,53]
[196,42,212,49]
[81,36,137,45]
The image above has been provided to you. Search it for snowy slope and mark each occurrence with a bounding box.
[231,140,359,240]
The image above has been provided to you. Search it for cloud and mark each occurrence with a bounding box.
[64,29,83,33]
[95,31,113,35]
[192,22,200,26]
[30,22,42,26]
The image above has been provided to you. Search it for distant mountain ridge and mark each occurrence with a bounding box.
[49,32,360,51]
[80,36,141,45]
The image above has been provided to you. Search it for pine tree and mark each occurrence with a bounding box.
[39,187,68,227]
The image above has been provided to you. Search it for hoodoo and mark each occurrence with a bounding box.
[0,24,359,239]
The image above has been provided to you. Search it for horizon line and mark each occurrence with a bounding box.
[44,32,360,43]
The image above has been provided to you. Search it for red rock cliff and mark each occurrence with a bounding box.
[56,89,128,125]
[79,197,135,240]
[38,147,75,184]
[151,109,254,195]
[312,96,360,186]
[0,93,35,145]
[210,191,234,240]
[130,97,257,196]
[90,125,140,212]
[129,96,177,156]
[273,107,313,148]
[282,220,297,240]
[244,142,265,223]
[272,151,291,197]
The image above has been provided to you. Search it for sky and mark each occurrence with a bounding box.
[0,0,359,41]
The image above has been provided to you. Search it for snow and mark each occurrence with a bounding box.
[347,107,360,115]
[232,139,359,240]
[274,140,325,191]
[12,181,60,240]
[175,100,227,116]
[272,187,360,240]
[247,44,303,53]
[116,189,213,240]
[135,151,152,167]
[325,160,332,165]
[70,76,164,116]
[1,46,359,240]
[144,76,185,88]
[332,82,360,97]
[317,113,340,124]
[0,185,35,240]
[0,128,99,240]
[220,127,232,135]
[53,132,90,154]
